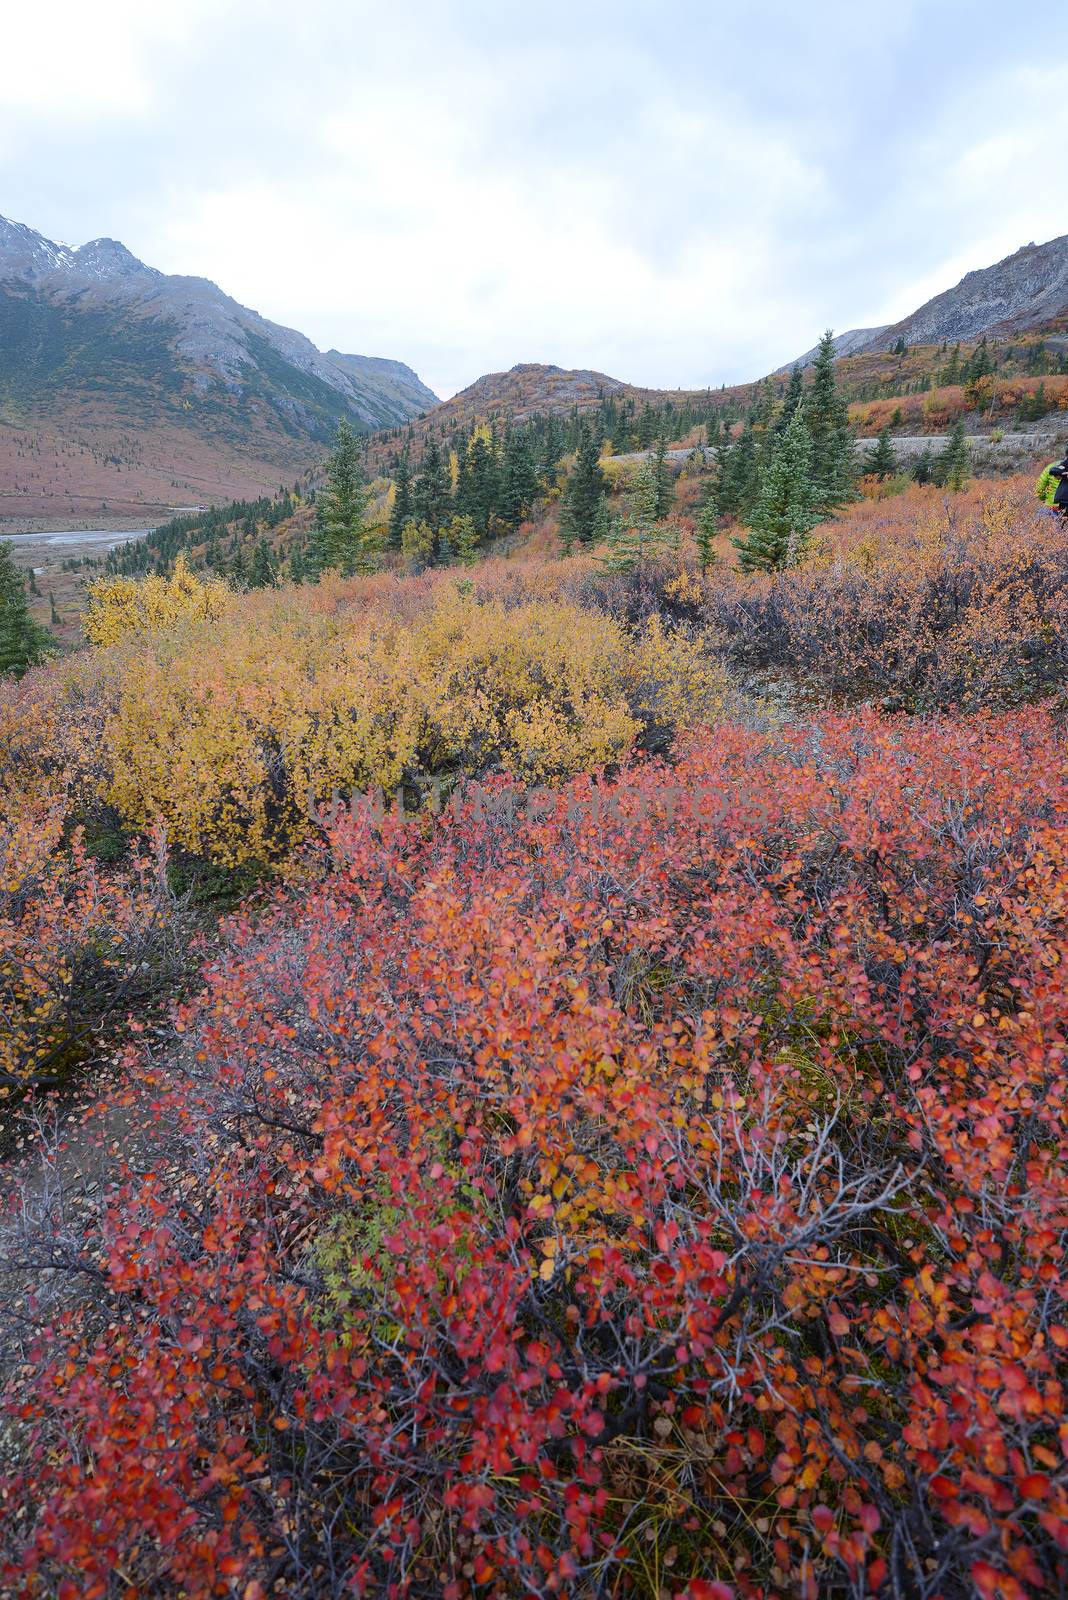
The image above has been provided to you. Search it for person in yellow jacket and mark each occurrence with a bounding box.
[1036,452,1068,514]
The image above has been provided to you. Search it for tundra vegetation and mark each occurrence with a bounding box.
[0,381,1067,1599]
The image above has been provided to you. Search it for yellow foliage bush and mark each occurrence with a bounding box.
[84,555,232,647]
[80,587,726,865]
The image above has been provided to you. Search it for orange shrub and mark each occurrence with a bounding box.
[3,708,1067,1597]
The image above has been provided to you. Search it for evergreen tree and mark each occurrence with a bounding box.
[49,591,61,626]
[695,494,719,572]
[413,435,451,531]
[716,423,761,521]
[964,337,994,383]
[611,407,631,455]
[596,498,679,573]
[751,378,776,434]
[308,421,372,576]
[865,425,896,480]
[230,542,248,587]
[388,450,413,549]
[0,543,53,678]
[541,413,566,478]
[449,514,480,565]
[774,365,805,436]
[807,331,856,512]
[560,423,607,550]
[27,567,39,597]
[248,539,278,589]
[934,418,970,491]
[651,436,673,519]
[631,457,660,530]
[458,433,500,536]
[892,335,907,356]
[501,430,539,527]
[731,406,820,573]
[911,446,936,486]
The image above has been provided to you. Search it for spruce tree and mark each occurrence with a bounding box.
[651,437,673,519]
[731,406,820,573]
[248,539,277,589]
[807,331,856,512]
[413,436,451,531]
[774,365,805,436]
[865,425,896,480]
[460,434,500,537]
[501,430,539,526]
[716,423,761,521]
[631,457,660,530]
[0,543,53,678]
[560,423,607,550]
[388,450,413,549]
[230,542,248,587]
[911,446,936,486]
[449,514,480,565]
[611,408,631,455]
[695,494,719,572]
[541,414,566,478]
[935,419,970,491]
[308,421,371,576]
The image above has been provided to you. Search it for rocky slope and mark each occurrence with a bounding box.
[799,235,1068,365]
[874,235,1068,349]
[788,325,891,369]
[0,216,437,436]
[0,215,438,519]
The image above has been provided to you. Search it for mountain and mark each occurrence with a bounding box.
[367,361,724,469]
[870,235,1068,349]
[791,235,1068,367]
[0,215,437,521]
[788,326,890,369]
[420,363,632,430]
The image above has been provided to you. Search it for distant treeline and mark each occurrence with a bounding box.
[103,488,303,579]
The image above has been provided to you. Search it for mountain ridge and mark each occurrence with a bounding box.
[0,215,438,432]
[789,235,1068,367]
[0,214,438,519]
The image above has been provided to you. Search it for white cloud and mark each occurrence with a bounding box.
[3,1,1067,395]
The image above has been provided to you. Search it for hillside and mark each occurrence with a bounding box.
[0,215,437,519]
[367,360,728,468]
[796,234,1068,365]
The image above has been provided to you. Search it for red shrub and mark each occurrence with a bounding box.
[2,709,1067,1598]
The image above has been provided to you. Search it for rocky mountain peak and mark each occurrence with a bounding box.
[71,236,157,283]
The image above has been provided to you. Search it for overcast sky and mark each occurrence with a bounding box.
[3,0,1066,399]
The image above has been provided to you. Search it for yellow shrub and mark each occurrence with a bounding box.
[79,585,725,866]
[84,555,232,647]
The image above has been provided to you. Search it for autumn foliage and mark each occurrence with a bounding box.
[83,553,232,647]
[705,477,1068,709]
[0,804,180,1092]
[3,706,1068,1597]
[54,583,726,864]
